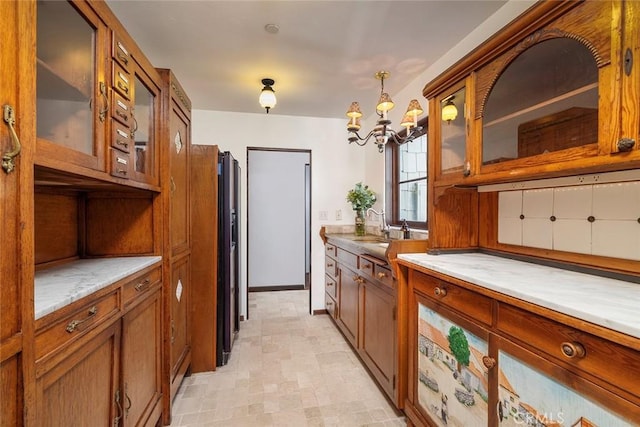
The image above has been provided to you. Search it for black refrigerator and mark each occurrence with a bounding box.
[217,151,240,366]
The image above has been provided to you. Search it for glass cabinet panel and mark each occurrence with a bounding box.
[482,37,599,165]
[133,75,154,178]
[440,86,467,175]
[36,0,96,156]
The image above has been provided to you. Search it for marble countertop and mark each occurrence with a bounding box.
[35,256,162,320]
[398,252,640,340]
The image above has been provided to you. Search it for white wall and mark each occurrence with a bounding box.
[192,110,366,316]
[191,0,537,318]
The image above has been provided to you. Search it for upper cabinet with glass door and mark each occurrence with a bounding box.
[425,0,640,186]
[36,0,108,173]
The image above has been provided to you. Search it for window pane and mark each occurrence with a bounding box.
[399,179,427,222]
[399,134,427,182]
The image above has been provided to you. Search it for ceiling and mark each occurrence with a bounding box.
[106,0,508,119]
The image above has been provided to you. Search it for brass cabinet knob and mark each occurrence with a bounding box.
[561,341,586,359]
[434,286,447,297]
[482,356,496,369]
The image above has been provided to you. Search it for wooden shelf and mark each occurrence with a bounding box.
[37,58,91,101]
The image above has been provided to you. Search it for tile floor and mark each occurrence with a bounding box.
[169,290,407,426]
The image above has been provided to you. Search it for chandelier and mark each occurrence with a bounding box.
[346,71,424,153]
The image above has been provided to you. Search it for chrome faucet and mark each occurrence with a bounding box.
[366,208,390,239]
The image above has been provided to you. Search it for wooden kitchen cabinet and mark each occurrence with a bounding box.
[35,320,121,427]
[33,264,163,426]
[158,69,192,422]
[121,286,162,427]
[337,264,359,348]
[360,275,396,399]
[169,255,191,402]
[324,243,338,320]
[322,234,408,408]
[400,264,640,427]
[425,0,640,188]
[1,2,36,425]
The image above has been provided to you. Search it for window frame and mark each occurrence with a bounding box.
[385,117,428,229]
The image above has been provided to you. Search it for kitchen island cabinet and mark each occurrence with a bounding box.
[396,252,640,427]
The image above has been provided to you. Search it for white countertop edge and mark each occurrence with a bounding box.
[398,252,640,340]
[35,256,162,320]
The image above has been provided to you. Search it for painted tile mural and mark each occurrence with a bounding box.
[497,352,633,427]
[417,304,489,426]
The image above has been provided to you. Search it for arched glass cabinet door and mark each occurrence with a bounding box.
[481,37,599,165]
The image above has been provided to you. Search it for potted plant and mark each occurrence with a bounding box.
[346,182,377,236]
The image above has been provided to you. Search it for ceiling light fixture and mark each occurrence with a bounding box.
[259,78,277,114]
[346,71,424,153]
[441,95,458,124]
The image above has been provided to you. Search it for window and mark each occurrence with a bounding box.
[385,118,427,229]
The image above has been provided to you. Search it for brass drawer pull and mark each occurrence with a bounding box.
[363,264,372,269]
[117,51,129,65]
[134,278,151,292]
[115,110,128,121]
[116,139,129,149]
[66,306,98,333]
[117,81,129,94]
[327,262,334,267]
[2,105,21,174]
[116,168,128,175]
[377,272,387,279]
[326,282,333,287]
[434,287,447,297]
[561,341,586,359]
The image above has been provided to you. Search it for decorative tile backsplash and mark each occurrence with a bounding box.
[498,181,640,261]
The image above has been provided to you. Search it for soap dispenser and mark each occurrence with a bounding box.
[400,219,410,239]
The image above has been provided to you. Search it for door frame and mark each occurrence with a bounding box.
[246,147,312,318]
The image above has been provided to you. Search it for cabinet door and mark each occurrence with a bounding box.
[170,256,190,397]
[169,101,190,256]
[620,0,640,155]
[129,60,160,186]
[35,0,108,172]
[495,337,639,426]
[408,295,491,427]
[337,266,359,347]
[121,289,161,427]
[360,280,396,398]
[432,81,471,184]
[36,321,121,426]
[1,1,35,425]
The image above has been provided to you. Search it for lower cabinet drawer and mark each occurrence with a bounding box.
[325,256,338,279]
[325,274,337,299]
[122,266,162,306]
[373,264,393,289]
[35,290,120,362]
[325,293,337,319]
[497,303,640,399]
[411,269,493,326]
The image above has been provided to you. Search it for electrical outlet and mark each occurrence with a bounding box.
[319,210,328,220]
[335,209,342,220]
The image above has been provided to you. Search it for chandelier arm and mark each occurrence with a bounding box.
[348,129,376,146]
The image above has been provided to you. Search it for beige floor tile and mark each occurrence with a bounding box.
[170,290,406,426]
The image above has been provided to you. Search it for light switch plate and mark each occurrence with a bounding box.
[335,209,342,220]
[319,210,328,220]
